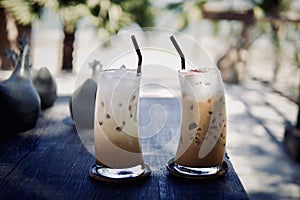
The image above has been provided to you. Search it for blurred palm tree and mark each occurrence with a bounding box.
[0,8,11,69]
[0,0,154,70]
[0,0,45,69]
[52,0,154,70]
[50,0,89,70]
[0,0,44,40]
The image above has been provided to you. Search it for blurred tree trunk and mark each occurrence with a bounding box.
[297,75,300,129]
[16,25,31,44]
[0,8,11,70]
[271,22,280,83]
[296,103,300,129]
[62,29,75,70]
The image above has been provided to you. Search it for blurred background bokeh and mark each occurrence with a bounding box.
[0,0,299,100]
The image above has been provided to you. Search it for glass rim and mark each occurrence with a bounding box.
[100,68,138,73]
[178,67,220,74]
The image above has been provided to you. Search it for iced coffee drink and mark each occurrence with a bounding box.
[93,65,144,178]
[175,68,227,175]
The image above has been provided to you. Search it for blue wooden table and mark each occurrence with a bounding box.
[0,96,248,199]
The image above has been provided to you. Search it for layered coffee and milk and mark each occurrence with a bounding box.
[175,68,227,168]
[94,66,143,169]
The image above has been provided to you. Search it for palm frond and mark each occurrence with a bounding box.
[1,0,46,25]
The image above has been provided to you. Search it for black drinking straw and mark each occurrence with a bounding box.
[170,36,185,70]
[131,35,142,74]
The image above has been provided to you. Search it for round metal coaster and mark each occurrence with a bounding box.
[166,158,228,180]
[89,163,151,183]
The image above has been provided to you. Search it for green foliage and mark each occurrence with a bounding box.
[53,2,90,33]
[86,0,154,35]
[58,0,87,8]
[166,2,185,11]
[1,0,155,35]
[165,0,206,30]
[251,0,291,15]
[118,0,154,27]
[0,0,46,26]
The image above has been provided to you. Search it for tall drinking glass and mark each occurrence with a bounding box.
[174,68,227,177]
[91,66,147,181]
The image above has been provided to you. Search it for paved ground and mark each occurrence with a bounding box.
[225,79,300,200]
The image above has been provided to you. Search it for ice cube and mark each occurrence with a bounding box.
[119,65,126,70]
[113,65,127,76]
